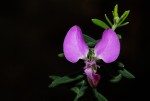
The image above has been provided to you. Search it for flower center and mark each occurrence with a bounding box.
[84,60,100,73]
[87,48,95,61]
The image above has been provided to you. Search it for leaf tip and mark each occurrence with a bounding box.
[58,53,64,58]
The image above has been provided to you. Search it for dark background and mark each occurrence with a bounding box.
[0,0,149,101]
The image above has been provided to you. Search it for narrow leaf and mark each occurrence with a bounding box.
[49,75,84,87]
[75,80,87,86]
[113,4,118,17]
[49,75,61,80]
[71,87,80,94]
[112,11,114,17]
[83,34,96,42]
[117,34,122,39]
[93,89,108,101]
[118,10,130,25]
[73,86,87,101]
[58,53,64,58]
[87,40,99,47]
[118,61,124,69]
[118,22,129,27]
[83,34,98,47]
[91,19,110,29]
[105,14,113,26]
[110,74,122,83]
[118,69,135,79]
[71,80,87,101]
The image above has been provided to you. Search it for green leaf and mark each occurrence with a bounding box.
[72,86,87,98]
[91,19,110,29]
[71,80,87,101]
[83,34,98,47]
[109,74,122,83]
[113,4,119,17]
[93,89,108,101]
[71,87,80,94]
[72,86,88,101]
[117,34,122,39]
[58,53,64,58]
[118,61,125,69]
[49,75,61,80]
[118,69,135,79]
[118,22,129,27]
[75,80,87,86]
[118,10,130,25]
[87,40,99,47]
[104,14,113,26]
[83,34,96,42]
[48,75,84,87]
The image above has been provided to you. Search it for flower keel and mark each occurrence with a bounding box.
[84,61,100,88]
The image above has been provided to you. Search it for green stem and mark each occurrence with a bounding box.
[112,24,117,30]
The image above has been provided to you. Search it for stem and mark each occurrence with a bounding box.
[112,16,119,30]
[112,24,117,30]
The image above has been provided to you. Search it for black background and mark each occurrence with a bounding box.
[0,0,149,101]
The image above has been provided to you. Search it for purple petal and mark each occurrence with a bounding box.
[84,68,100,87]
[63,25,89,63]
[94,29,120,63]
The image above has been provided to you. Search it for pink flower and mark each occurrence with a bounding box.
[63,25,120,87]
